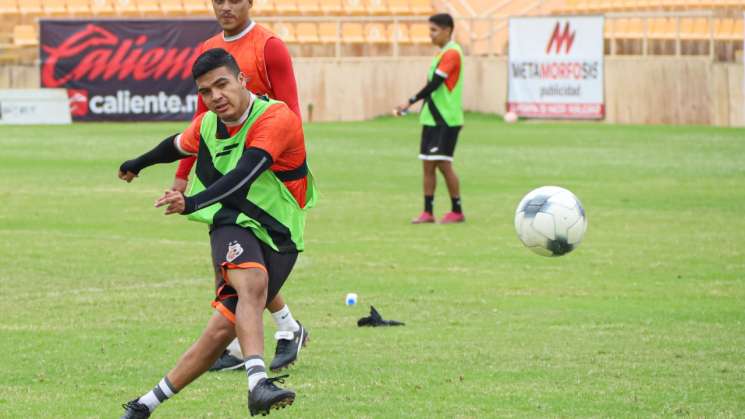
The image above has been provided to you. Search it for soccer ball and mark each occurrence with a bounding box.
[504,111,518,123]
[514,186,587,256]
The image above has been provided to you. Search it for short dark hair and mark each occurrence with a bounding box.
[191,48,241,80]
[429,13,454,31]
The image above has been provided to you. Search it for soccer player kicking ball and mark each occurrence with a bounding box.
[175,0,307,373]
[395,13,465,225]
[117,48,316,418]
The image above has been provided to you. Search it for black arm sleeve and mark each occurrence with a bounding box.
[408,74,447,105]
[182,147,273,215]
[119,134,188,175]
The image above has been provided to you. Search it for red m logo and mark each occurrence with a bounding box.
[546,22,576,54]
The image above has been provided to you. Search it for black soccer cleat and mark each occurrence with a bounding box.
[120,399,150,419]
[269,322,309,372]
[248,375,295,416]
[208,349,246,372]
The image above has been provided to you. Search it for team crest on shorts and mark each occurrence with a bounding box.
[226,241,244,262]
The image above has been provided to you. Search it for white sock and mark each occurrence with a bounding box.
[138,377,178,412]
[271,304,300,332]
[245,355,268,391]
[226,338,243,359]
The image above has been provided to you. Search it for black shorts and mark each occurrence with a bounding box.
[209,225,298,324]
[419,125,462,161]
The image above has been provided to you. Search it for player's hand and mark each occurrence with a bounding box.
[394,104,410,116]
[118,170,137,183]
[171,177,188,193]
[118,160,140,183]
[155,190,186,215]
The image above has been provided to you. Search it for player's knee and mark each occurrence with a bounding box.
[227,267,268,297]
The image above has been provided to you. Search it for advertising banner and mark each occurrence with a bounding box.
[508,16,604,119]
[40,19,220,121]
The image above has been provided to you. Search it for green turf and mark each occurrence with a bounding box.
[1,114,744,418]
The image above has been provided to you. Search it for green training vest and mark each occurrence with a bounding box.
[419,41,464,127]
[186,97,317,253]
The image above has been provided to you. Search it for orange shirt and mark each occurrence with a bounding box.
[201,22,275,97]
[436,49,461,92]
[178,100,307,207]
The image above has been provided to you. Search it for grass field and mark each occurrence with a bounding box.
[1,113,744,418]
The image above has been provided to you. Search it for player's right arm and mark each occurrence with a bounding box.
[118,116,201,183]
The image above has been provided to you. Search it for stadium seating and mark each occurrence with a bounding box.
[18,0,43,16]
[160,0,183,15]
[183,0,210,15]
[297,0,322,15]
[318,21,339,42]
[341,22,365,42]
[44,0,69,15]
[0,0,19,16]
[67,0,92,15]
[296,22,320,42]
[13,24,37,46]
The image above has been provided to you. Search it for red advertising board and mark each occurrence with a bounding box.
[40,19,220,121]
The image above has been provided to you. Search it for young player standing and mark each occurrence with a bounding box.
[396,13,465,224]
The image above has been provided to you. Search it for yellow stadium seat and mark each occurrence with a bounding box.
[66,0,91,15]
[13,24,37,46]
[341,22,364,43]
[297,0,321,14]
[0,0,19,16]
[274,0,298,14]
[90,0,115,15]
[319,0,343,14]
[365,23,388,43]
[114,0,139,15]
[161,0,184,15]
[623,17,643,38]
[318,21,339,43]
[680,17,709,40]
[409,22,429,43]
[734,19,744,40]
[648,18,668,39]
[343,0,365,14]
[253,0,274,15]
[388,0,409,14]
[43,0,67,15]
[136,0,161,14]
[409,0,431,15]
[388,22,410,43]
[604,18,615,38]
[273,22,296,43]
[714,18,735,40]
[295,22,319,43]
[18,0,43,15]
[183,0,211,14]
[365,0,388,15]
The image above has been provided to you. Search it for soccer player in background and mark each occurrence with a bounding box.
[118,48,315,417]
[396,13,465,224]
[174,0,307,372]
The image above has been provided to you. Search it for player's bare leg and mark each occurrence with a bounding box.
[228,267,295,415]
[413,160,437,223]
[212,289,307,372]
[121,312,235,418]
[436,161,464,223]
[167,312,236,389]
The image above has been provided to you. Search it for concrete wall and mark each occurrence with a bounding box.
[2,57,742,126]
